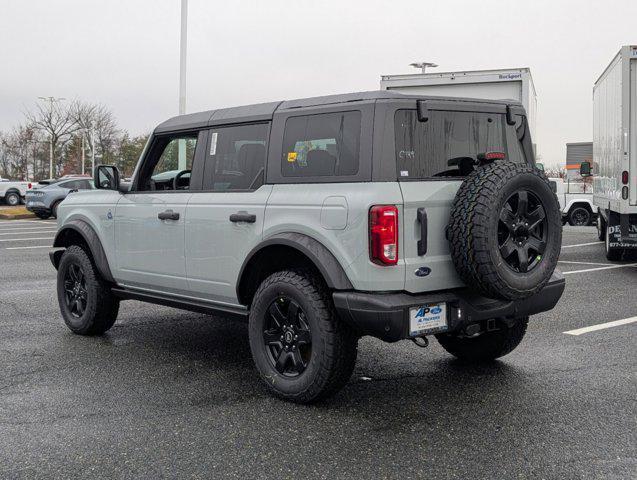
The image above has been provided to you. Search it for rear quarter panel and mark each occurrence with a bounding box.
[264,182,406,291]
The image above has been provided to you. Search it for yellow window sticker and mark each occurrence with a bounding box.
[287,152,297,162]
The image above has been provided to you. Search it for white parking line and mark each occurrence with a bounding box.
[564,317,637,336]
[5,245,52,250]
[562,263,637,275]
[561,241,604,249]
[0,230,57,236]
[0,237,54,242]
[558,260,612,266]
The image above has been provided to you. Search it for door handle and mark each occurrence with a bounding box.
[417,207,427,256]
[158,209,180,221]
[229,212,256,223]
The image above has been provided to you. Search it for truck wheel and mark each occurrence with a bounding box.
[567,206,591,226]
[448,162,562,300]
[605,225,623,261]
[57,245,119,335]
[436,317,528,362]
[597,215,606,241]
[248,270,358,403]
[5,191,20,206]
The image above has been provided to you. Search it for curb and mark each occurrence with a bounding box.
[0,213,36,220]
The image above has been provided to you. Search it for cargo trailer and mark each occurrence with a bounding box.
[586,45,637,259]
[380,68,537,153]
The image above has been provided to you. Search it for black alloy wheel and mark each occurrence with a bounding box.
[498,190,548,273]
[263,296,312,377]
[569,207,591,226]
[63,263,88,318]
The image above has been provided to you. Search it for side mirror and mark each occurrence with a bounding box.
[579,161,592,177]
[95,165,121,190]
[535,162,544,171]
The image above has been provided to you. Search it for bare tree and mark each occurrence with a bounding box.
[71,100,119,169]
[27,99,79,178]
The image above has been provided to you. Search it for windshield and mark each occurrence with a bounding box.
[394,109,510,179]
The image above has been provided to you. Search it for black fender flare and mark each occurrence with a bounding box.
[51,219,115,283]
[237,233,353,301]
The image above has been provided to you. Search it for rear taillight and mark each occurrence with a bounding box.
[622,171,629,185]
[369,205,398,265]
[28,183,32,189]
[484,151,506,160]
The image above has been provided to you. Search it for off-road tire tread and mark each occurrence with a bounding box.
[250,270,357,403]
[58,245,119,335]
[436,317,529,361]
[448,162,561,300]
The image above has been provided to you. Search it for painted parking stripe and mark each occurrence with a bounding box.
[564,317,637,336]
[0,237,54,242]
[558,260,612,266]
[562,263,637,275]
[5,245,52,250]
[561,241,604,249]
[0,230,57,236]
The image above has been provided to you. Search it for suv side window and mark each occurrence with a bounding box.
[281,111,361,177]
[394,110,506,179]
[203,123,269,191]
[136,134,198,191]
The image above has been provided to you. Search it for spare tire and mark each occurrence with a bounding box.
[448,161,561,300]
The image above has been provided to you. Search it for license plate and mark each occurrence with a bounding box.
[409,303,447,336]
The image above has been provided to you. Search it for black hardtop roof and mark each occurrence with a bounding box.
[154,91,522,133]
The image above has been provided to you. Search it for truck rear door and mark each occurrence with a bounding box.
[394,102,515,293]
[630,54,637,205]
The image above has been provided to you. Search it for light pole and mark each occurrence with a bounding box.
[409,62,438,74]
[178,0,188,170]
[37,96,65,179]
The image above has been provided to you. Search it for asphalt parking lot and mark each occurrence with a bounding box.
[1,220,635,479]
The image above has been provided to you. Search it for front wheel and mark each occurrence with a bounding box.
[57,245,119,335]
[248,270,357,403]
[436,317,529,362]
[35,212,51,220]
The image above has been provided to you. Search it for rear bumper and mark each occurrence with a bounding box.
[333,271,565,342]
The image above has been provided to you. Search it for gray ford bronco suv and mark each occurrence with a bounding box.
[51,91,564,403]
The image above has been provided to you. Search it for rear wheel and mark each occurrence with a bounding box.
[35,212,51,220]
[436,317,529,362]
[52,200,61,218]
[568,206,591,226]
[57,245,119,335]
[248,270,357,403]
[597,214,606,241]
[5,191,20,206]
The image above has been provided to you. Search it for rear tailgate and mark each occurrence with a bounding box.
[400,180,463,293]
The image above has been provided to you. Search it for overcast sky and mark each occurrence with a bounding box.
[1,0,635,167]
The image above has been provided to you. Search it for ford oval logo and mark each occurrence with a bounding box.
[414,267,431,277]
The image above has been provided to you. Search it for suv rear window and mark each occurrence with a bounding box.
[394,110,506,179]
[282,111,361,177]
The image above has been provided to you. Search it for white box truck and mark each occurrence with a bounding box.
[380,68,537,152]
[584,45,637,259]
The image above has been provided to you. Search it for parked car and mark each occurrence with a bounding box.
[549,178,596,226]
[0,179,34,206]
[50,91,564,403]
[25,177,94,219]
